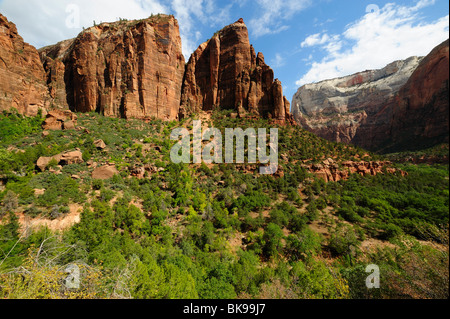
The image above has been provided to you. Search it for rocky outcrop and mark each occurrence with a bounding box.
[37,149,83,171]
[306,158,407,183]
[180,18,293,124]
[42,109,78,130]
[292,39,449,153]
[94,139,107,149]
[39,14,185,120]
[0,14,49,115]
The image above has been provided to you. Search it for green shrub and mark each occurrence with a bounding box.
[285,228,322,261]
[328,224,360,256]
[92,179,104,190]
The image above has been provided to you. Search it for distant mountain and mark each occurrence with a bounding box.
[292,39,449,153]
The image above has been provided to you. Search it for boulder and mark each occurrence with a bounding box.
[36,150,82,171]
[94,139,106,149]
[59,150,83,165]
[92,165,119,180]
[63,120,76,130]
[36,155,62,171]
[42,109,78,130]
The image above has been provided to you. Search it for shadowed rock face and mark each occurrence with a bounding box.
[292,39,449,153]
[39,15,185,120]
[387,39,449,153]
[0,14,49,115]
[180,18,293,124]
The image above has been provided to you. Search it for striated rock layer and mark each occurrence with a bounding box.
[39,14,185,120]
[292,39,449,153]
[292,56,422,151]
[180,18,293,124]
[0,14,49,115]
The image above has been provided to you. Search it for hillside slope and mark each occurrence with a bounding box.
[0,110,448,299]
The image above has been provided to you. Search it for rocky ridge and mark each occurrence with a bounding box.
[305,157,407,183]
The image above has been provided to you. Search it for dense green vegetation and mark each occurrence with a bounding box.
[0,110,448,299]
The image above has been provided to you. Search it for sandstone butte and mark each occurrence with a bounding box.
[292,39,449,153]
[180,18,294,125]
[0,14,49,116]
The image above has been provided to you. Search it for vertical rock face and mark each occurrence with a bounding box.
[0,14,48,115]
[292,39,449,152]
[40,15,185,120]
[180,18,292,124]
[388,39,449,152]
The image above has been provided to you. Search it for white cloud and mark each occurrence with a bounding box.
[271,53,286,68]
[301,33,330,48]
[296,2,449,87]
[248,0,311,38]
[0,0,168,48]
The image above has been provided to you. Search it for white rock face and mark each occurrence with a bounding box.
[291,56,422,147]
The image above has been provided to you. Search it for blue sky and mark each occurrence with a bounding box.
[0,0,448,101]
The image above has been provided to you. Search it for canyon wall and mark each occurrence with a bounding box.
[292,56,422,151]
[0,14,49,116]
[292,39,449,152]
[40,14,185,120]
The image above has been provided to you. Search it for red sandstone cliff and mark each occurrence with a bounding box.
[0,14,49,116]
[387,39,449,152]
[180,18,293,124]
[39,14,185,120]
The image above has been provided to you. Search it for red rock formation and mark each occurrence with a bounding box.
[40,39,74,109]
[42,109,78,131]
[37,149,83,171]
[40,14,185,120]
[306,158,407,183]
[180,18,293,124]
[0,14,49,115]
[388,39,449,152]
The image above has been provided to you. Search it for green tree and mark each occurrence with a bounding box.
[263,223,284,258]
